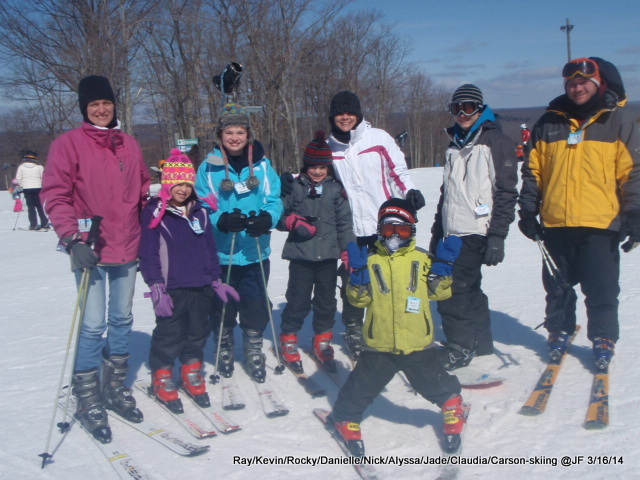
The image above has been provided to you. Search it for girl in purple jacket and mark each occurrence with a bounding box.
[139,149,238,412]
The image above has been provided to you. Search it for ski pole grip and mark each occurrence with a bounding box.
[86,216,103,248]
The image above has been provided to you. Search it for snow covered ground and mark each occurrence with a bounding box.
[1,166,638,480]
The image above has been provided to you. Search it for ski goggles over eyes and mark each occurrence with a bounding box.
[449,101,482,117]
[379,222,414,240]
[562,58,598,81]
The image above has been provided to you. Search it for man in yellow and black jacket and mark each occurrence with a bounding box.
[518,57,640,371]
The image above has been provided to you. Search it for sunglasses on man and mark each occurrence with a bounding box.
[449,102,482,117]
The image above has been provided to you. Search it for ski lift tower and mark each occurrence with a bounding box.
[560,18,574,62]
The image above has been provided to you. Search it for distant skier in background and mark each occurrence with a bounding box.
[520,123,531,154]
[518,57,640,371]
[16,150,49,230]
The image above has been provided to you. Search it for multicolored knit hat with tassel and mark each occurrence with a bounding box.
[149,148,196,228]
[216,103,259,191]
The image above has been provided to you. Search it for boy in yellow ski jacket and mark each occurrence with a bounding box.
[326,199,466,456]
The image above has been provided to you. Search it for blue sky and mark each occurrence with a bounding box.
[350,0,640,108]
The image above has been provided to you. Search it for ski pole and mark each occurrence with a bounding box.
[12,209,21,230]
[39,216,102,468]
[210,231,237,384]
[535,236,568,291]
[254,236,285,375]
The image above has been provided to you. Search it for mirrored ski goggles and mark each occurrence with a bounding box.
[379,222,414,240]
[449,101,482,117]
[562,58,598,81]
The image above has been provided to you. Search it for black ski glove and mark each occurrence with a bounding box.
[280,171,294,197]
[245,211,273,237]
[620,211,640,253]
[406,189,426,210]
[65,238,100,271]
[483,235,505,266]
[217,210,248,233]
[518,210,544,241]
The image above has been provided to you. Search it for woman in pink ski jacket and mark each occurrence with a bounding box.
[41,75,150,443]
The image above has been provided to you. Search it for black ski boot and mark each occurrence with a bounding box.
[438,342,475,372]
[343,320,365,361]
[243,329,266,383]
[215,327,235,378]
[72,370,112,443]
[101,355,143,423]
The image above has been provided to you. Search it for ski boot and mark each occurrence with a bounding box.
[152,369,183,414]
[343,320,365,361]
[593,337,615,371]
[439,342,475,372]
[313,331,337,373]
[101,355,143,423]
[72,370,112,443]
[214,327,235,379]
[181,361,210,407]
[327,415,365,457]
[243,329,266,383]
[280,332,303,374]
[442,394,466,453]
[547,331,570,364]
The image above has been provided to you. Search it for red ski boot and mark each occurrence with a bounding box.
[329,417,365,457]
[280,333,303,374]
[442,395,466,453]
[152,369,183,414]
[181,361,210,408]
[313,331,337,373]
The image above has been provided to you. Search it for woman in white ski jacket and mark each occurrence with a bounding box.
[16,150,49,230]
[327,90,426,359]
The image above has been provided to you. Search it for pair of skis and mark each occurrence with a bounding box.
[134,380,240,437]
[56,388,203,480]
[519,326,609,428]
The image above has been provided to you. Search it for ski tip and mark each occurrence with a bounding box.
[519,406,543,416]
[266,409,289,418]
[584,420,608,430]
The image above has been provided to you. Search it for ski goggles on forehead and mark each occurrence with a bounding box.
[449,102,482,117]
[562,58,598,81]
[379,222,414,240]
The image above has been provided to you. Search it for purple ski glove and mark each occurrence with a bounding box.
[150,283,173,317]
[284,213,317,240]
[212,280,240,303]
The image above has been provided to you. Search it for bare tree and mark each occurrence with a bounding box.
[0,0,160,134]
